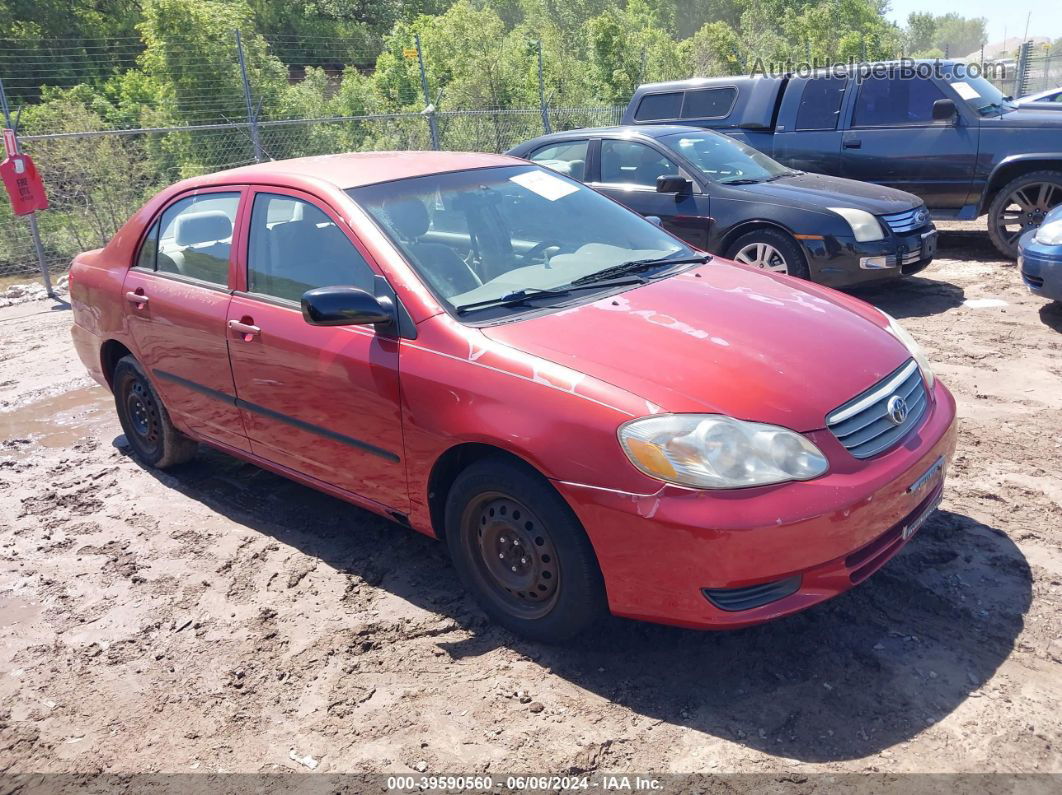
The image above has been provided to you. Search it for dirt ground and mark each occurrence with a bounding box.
[1,227,1060,778]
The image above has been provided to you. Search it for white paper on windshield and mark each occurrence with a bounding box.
[510,169,579,201]
[951,81,980,101]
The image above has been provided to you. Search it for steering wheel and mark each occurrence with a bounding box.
[521,240,564,264]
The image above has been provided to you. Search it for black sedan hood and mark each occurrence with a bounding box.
[732,172,922,215]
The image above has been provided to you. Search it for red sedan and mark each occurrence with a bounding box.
[69,152,957,642]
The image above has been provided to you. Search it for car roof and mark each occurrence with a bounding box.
[513,125,708,151]
[183,150,521,191]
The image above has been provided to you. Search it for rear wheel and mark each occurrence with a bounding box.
[113,355,197,469]
[445,458,606,643]
[987,170,1062,259]
[725,228,810,279]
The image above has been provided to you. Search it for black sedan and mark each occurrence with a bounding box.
[507,125,937,287]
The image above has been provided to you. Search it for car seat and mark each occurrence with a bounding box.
[168,211,233,283]
[384,198,482,298]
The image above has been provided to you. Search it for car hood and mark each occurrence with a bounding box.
[730,172,922,215]
[986,107,1062,127]
[481,262,911,431]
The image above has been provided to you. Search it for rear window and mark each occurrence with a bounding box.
[680,87,737,119]
[634,92,683,121]
[795,77,847,130]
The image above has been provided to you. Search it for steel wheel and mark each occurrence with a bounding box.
[462,491,560,620]
[733,242,790,273]
[994,181,1062,249]
[123,377,162,457]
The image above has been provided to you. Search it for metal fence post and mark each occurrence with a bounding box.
[234,30,264,163]
[0,77,55,298]
[537,40,551,134]
[415,34,440,151]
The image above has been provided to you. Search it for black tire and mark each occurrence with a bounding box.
[444,457,606,643]
[724,228,811,279]
[112,355,198,469]
[987,170,1062,259]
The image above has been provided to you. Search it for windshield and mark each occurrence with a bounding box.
[660,131,794,183]
[348,165,693,317]
[944,71,1016,115]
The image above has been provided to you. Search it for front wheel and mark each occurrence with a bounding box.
[987,170,1062,259]
[445,458,606,643]
[113,355,198,469]
[725,228,811,279]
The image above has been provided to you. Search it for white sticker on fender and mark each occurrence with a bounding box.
[510,169,579,201]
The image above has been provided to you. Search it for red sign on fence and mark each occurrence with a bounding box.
[1,135,48,217]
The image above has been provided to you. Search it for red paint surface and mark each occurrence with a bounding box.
[69,152,959,630]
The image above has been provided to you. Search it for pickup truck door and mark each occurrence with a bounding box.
[772,75,848,176]
[840,73,978,209]
[589,138,711,249]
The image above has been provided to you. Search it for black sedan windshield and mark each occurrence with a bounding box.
[348,165,692,316]
[660,131,794,184]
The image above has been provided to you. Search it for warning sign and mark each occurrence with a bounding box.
[1,146,48,216]
[403,47,418,59]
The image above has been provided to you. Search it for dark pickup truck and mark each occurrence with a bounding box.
[622,61,1062,257]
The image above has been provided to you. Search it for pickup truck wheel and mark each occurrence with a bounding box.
[988,171,1062,259]
[445,457,606,643]
[113,355,198,469]
[726,229,810,279]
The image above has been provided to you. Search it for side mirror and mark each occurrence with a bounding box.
[645,215,663,227]
[301,286,394,327]
[932,98,957,121]
[656,174,693,195]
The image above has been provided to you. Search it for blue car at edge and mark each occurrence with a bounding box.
[1019,205,1062,303]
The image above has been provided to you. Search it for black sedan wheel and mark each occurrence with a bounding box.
[445,457,606,642]
[113,355,198,469]
[725,228,810,279]
[988,171,1062,259]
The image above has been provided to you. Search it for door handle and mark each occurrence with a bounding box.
[227,319,261,337]
[843,138,862,149]
[125,290,149,306]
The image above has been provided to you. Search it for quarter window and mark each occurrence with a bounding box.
[795,77,847,130]
[680,87,737,119]
[634,91,683,121]
[155,192,240,286]
[529,140,589,181]
[247,193,376,303]
[599,140,682,188]
[853,75,948,127]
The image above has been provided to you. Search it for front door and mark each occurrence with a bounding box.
[122,187,250,453]
[225,188,407,512]
[591,138,711,249]
[840,73,978,209]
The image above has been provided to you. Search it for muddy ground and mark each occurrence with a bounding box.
[0,228,1060,778]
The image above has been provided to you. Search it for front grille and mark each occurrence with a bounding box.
[702,576,801,611]
[827,360,928,459]
[883,249,924,267]
[880,207,928,234]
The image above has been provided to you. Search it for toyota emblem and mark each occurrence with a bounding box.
[886,395,909,425]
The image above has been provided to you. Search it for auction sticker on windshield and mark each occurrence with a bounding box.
[951,81,980,100]
[510,169,579,201]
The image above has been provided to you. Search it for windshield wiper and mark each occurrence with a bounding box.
[719,177,765,185]
[571,254,709,286]
[455,279,645,315]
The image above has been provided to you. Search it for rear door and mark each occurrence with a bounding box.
[773,74,848,175]
[590,138,711,249]
[225,187,407,511]
[840,73,978,208]
[122,187,250,453]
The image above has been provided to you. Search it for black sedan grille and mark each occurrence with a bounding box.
[827,360,928,459]
[880,207,928,234]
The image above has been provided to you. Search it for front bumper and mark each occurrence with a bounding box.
[802,226,937,288]
[555,379,958,630]
[1018,230,1062,301]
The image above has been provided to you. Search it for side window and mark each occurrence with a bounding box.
[681,87,737,119]
[134,220,159,270]
[247,193,376,303]
[156,192,240,286]
[634,91,683,121]
[599,140,682,188]
[528,140,589,181]
[795,77,848,130]
[853,76,948,127]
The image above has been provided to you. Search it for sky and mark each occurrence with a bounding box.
[884,0,1062,44]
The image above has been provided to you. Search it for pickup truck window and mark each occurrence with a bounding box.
[796,77,848,131]
[634,92,683,121]
[681,87,737,119]
[853,75,948,127]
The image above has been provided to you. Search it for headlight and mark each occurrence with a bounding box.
[618,414,828,489]
[829,207,885,242]
[1034,219,1062,245]
[880,311,935,388]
